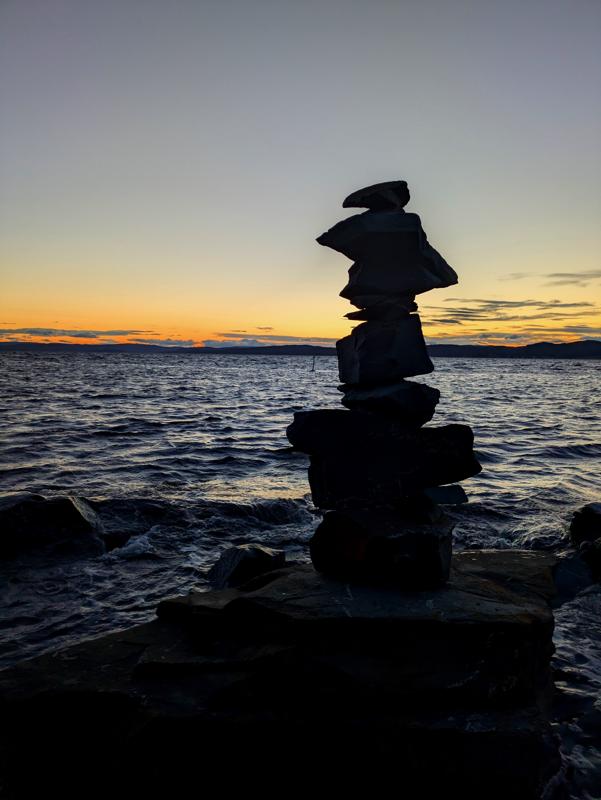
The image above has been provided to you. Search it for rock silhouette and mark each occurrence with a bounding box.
[288,180,481,586]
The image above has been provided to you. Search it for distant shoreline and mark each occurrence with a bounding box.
[1,339,600,358]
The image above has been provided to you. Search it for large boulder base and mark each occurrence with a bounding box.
[0,552,559,800]
[0,492,105,558]
[337,316,433,384]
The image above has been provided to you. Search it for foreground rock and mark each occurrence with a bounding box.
[570,502,601,546]
[0,551,560,799]
[0,492,105,558]
[208,543,285,589]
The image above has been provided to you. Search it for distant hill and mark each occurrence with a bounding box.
[1,339,600,358]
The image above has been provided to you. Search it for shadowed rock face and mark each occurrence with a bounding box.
[339,379,440,424]
[570,502,601,546]
[310,508,453,587]
[0,492,105,558]
[308,447,481,510]
[337,316,434,384]
[287,410,474,457]
[318,211,458,296]
[207,543,286,589]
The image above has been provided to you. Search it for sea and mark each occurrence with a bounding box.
[1,351,600,798]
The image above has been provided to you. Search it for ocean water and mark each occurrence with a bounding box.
[1,351,600,797]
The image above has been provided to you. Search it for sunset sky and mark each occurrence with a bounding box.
[1,0,600,347]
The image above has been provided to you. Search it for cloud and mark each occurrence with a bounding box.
[203,332,338,347]
[499,272,533,281]
[127,337,197,347]
[214,331,337,345]
[256,326,274,331]
[422,297,599,326]
[203,338,267,348]
[0,327,151,338]
[499,270,601,286]
[545,270,601,286]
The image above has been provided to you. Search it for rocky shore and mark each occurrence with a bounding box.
[0,549,563,799]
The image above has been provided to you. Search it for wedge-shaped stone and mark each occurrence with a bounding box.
[339,379,440,424]
[337,316,433,384]
[317,210,457,295]
[310,509,453,588]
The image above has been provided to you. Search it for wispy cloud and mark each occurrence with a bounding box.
[499,272,533,281]
[214,332,338,344]
[545,270,601,286]
[256,326,274,331]
[500,270,601,286]
[422,297,599,326]
[127,337,197,347]
[0,327,151,339]
[204,332,337,347]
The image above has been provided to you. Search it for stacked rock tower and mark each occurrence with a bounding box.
[287,180,482,587]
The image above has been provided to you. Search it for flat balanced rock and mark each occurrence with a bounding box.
[345,294,418,320]
[287,411,480,507]
[342,179,410,210]
[340,379,440,424]
[337,316,433,384]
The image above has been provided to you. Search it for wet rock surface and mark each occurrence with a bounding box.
[0,492,105,558]
[208,543,286,589]
[337,316,434,384]
[570,502,601,546]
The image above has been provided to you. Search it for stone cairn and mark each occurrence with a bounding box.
[287,180,482,587]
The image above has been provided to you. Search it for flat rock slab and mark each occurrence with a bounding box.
[0,551,559,799]
[157,551,556,708]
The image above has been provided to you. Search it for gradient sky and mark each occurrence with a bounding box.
[1,0,600,347]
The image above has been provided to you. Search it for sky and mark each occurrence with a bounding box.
[1,0,600,347]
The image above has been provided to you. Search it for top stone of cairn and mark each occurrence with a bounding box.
[343,180,410,210]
